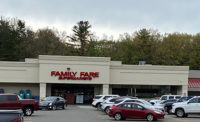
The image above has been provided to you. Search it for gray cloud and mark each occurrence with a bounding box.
[1,0,200,38]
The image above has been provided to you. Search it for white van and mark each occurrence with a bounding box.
[160,95,182,100]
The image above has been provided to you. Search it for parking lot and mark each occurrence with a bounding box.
[24,105,200,122]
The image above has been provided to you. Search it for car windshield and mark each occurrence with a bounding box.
[18,95,22,100]
[42,97,56,101]
[160,100,166,104]
[161,96,167,100]
[114,100,123,104]
[177,97,191,102]
[141,100,152,106]
[94,96,102,99]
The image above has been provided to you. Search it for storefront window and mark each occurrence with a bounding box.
[51,84,94,104]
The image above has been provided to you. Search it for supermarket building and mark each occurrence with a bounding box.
[0,55,189,104]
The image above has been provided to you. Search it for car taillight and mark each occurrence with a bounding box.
[35,101,40,106]
[11,119,21,122]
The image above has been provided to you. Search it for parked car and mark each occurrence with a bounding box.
[0,109,24,122]
[154,99,177,114]
[39,96,67,110]
[171,96,200,117]
[176,96,194,103]
[0,93,39,116]
[150,95,182,105]
[164,96,193,114]
[149,98,160,105]
[101,97,137,114]
[109,102,164,121]
[92,95,119,110]
[114,98,164,112]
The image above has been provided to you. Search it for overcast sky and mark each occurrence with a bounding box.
[0,0,200,39]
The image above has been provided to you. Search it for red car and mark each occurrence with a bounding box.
[0,93,39,116]
[109,102,164,121]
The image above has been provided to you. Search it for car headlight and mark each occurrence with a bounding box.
[154,110,161,114]
[49,103,52,106]
[155,108,162,111]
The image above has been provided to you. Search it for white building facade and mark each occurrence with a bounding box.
[0,55,189,104]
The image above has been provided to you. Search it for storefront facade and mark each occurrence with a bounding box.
[0,55,189,104]
[188,70,200,96]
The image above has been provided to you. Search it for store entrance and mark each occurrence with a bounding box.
[51,84,94,104]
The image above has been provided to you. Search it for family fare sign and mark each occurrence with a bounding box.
[51,68,99,80]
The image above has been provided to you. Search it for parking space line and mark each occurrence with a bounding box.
[24,117,32,122]
[170,117,191,122]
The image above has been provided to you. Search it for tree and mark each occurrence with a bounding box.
[114,33,135,64]
[155,33,192,65]
[189,34,200,69]
[32,28,67,56]
[0,17,32,61]
[132,29,161,64]
[69,21,92,56]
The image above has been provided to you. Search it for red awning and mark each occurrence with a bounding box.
[188,78,200,88]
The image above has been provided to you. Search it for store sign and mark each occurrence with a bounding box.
[51,68,99,80]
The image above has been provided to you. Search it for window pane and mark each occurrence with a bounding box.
[127,104,132,108]
[114,100,123,104]
[123,104,127,108]
[94,96,102,99]
[189,98,198,103]
[103,96,111,100]
[60,97,64,101]
[132,104,143,109]
[125,100,135,102]
[110,98,117,102]
[0,96,6,102]
[134,100,142,103]
[137,105,143,109]
[8,95,17,101]
[161,96,167,100]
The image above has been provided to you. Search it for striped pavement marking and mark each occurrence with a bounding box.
[77,105,93,109]
[24,117,32,122]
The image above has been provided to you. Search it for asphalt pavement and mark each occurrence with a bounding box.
[24,105,200,122]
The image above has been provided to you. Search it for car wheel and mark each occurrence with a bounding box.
[114,113,122,120]
[52,105,57,110]
[168,108,173,114]
[146,114,154,121]
[24,107,33,116]
[105,107,110,114]
[176,109,184,117]
[62,104,66,109]
[184,113,188,117]
[164,107,168,112]
[97,103,101,111]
